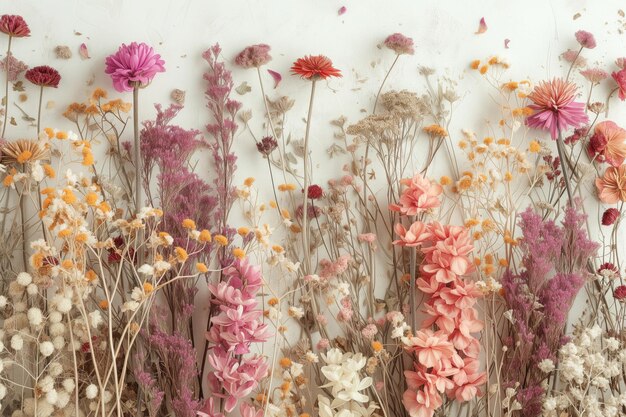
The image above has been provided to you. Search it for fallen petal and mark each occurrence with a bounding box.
[267,69,282,88]
[79,43,90,60]
[338,6,347,15]
[475,17,488,34]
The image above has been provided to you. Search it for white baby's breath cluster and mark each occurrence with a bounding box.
[542,325,626,417]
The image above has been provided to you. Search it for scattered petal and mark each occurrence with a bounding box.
[46,101,55,109]
[573,12,582,20]
[10,117,16,126]
[475,17,488,34]
[86,73,95,86]
[54,45,72,59]
[338,6,347,16]
[74,30,82,36]
[235,81,252,95]
[267,69,282,88]
[18,94,27,102]
[79,43,90,60]
[619,10,625,18]
[504,39,510,49]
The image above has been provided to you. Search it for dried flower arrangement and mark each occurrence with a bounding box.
[0,10,625,417]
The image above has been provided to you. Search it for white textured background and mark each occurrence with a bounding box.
[4,0,626,382]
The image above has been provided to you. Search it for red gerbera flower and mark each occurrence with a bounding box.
[291,55,341,80]
[25,65,61,88]
[0,15,30,38]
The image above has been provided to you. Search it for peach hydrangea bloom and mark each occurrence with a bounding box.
[390,174,442,216]
[404,329,456,368]
[393,221,432,247]
[596,165,626,203]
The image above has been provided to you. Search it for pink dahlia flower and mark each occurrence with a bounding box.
[25,65,61,88]
[390,174,442,216]
[105,42,165,92]
[526,78,588,139]
[0,15,30,37]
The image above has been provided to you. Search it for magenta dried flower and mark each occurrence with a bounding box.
[234,44,272,69]
[601,208,620,225]
[384,33,415,55]
[25,65,61,88]
[0,15,30,37]
[256,136,277,156]
[105,42,165,92]
[614,285,626,301]
[575,30,596,49]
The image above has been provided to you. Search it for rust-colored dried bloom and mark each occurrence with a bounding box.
[384,33,415,55]
[1,139,49,164]
[25,65,61,88]
[601,208,620,226]
[596,165,626,204]
[0,15,30,38]
[235,44,272,68]
[291,55,341,80]
[256,136,278,156]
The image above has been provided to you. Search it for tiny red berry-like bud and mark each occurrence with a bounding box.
[306,184,323,199]
[601,208,620,226]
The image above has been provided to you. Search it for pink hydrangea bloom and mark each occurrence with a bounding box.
[384,33,415,55]
[575,30,596,49]
[0,52,28,82]
[393,221,432,247]
[390,174,442,216]
[105,42,165,92]
[234,44,272,68]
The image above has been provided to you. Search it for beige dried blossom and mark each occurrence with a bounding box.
[380,90,425,120]
[1,139,49,165]
[346,114,400,143]
[268,96,295,114]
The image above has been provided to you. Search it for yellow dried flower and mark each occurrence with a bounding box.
[182,218,196,229]
[214,235,228,246]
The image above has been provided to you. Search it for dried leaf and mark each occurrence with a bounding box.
[86,73,95,86]
[9,117,16,126]
[267,69,282,89]
[235,81,252,95]
[573,12,582,20]
[18,94,27,102]
[338,6,347,15]
[620,10,625,18]
[12,81,24,92]
[74,30,82,36]
[79,43,90,60]
[475,17,488,34]
[504,39,510,49]
[171,89,186,104]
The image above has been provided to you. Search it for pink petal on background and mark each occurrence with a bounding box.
[338,6,347,15]
[267,69,282,88]
[79,43,90,59]
[475,17,488,34]
[504,38,510,48]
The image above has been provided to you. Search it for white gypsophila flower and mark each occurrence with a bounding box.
[48,361,62,377]
[62,378,75,393]
[89,311,103,328]
[0,341,4,353]
[16,272,32,286]
[122,301,140,312]
[305,351,319,363]
[543,397,557,412]
[605,337,620,352]
[10,334,23,351]
[0,295,6,308]
[560,356,584,383]
[578,333,591,348]
[591,376,609,389]
[587,324,602,340]
[56,390,70,408]
[391,323,409,339]
[288,306,304,319]
[85,384,98,399]
[560,342,578,356]
[27,307,43,326]
[55,297,72,313]
[39,375,54,392]
[52,336,65,350]
[102,390,113,403]
[49,322,65,336]
[13,301,26,312]
[0,358,3,373]
[137,264,155,276]
[39,341,54,357]
[26,283,38,296]
[336,282,350,297]
[48,310,62,323]
[538,358,555,373]
[45,389,58,405]
[0,383,6,400]
[268,307,281,321]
